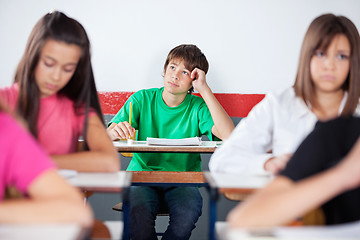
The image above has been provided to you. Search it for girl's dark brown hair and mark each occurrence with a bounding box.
[163,44,209,93]
[14,11,104,147]
[294,14,360,116]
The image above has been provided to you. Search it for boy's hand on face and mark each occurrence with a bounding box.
[107,121,135,140]
[191,68,210,94]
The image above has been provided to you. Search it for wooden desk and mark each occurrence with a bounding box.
[0,223,87,240]
[111,142,219,239]
[216,220,360,240]
[113,140,221,153]
[204,171,273,240]
[130,171,207,187]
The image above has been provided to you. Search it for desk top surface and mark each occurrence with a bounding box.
[204,171,273,193]
[64,171,132,192]
[216,221,360,240]
[0,223,85,240]
[61,170,274,191]
[113,140,221,153]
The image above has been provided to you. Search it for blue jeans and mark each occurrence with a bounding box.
[129,186,202,240]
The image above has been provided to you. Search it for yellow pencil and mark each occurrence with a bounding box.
[129,102,132,138]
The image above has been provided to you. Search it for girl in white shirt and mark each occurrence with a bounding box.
[209,13,360,175]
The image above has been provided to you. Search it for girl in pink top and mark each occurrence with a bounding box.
[0,11,119,172]
[0,102,92,226]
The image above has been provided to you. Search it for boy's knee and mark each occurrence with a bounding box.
[131,203,158,220]
[170,206,202,225]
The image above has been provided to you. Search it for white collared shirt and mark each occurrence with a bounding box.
[209,87,360,175]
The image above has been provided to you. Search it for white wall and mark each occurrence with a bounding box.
[0,0,359,94]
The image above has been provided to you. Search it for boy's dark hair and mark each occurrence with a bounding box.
[163,44,209,93]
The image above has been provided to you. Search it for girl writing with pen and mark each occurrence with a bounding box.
[0,98,93,226]
[0,11,119,172]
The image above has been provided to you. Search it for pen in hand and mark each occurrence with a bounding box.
[129,102,132,139]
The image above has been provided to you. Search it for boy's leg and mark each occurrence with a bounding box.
[129,186,160,240]
[162,187,203,240]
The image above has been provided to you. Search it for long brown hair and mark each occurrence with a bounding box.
[293,14,360,116]
[14,11,104,146]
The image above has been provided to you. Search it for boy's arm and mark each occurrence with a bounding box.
[191,68,234,140]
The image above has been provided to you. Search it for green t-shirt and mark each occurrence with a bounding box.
[109,87,217,172]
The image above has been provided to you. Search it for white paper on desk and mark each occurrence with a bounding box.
[146,137,202,146]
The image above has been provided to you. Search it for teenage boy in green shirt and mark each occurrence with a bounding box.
[107,44,234,240]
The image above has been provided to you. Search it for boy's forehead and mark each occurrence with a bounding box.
[169,58,190,70]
